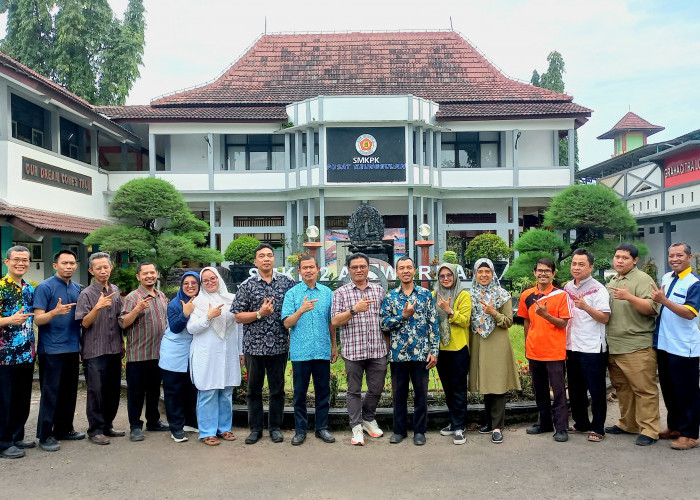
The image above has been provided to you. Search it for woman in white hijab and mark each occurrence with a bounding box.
[188,267,243,446]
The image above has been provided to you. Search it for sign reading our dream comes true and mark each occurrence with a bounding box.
[326,127,406,183]
[22,156,92,194]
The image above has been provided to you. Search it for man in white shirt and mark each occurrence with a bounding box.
[564,249,611,442]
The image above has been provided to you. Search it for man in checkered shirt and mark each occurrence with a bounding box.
[331,253,388,446]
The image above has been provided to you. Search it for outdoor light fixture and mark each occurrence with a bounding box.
[418,224,431,239]
[306,225,320,241]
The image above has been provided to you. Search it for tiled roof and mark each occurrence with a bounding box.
[597,111,664,139]
[96,104,287,121]
[0,200,109,235]
[437,102,591,120]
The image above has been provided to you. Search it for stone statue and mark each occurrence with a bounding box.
[348,203,385,243]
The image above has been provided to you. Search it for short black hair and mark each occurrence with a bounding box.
[396,256,415,267]
[615,242,639,259]
[298,254,317,266]
[534,257,556,273]
[254,243,275,258]
[54,249,77,263]
[346,252,369,267]
[572,248,594,266]
[136,261,157,274]
[669,242,692,255]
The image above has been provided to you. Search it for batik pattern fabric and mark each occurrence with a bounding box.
[0,274,35,365]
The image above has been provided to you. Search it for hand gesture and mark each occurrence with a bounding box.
[534,301,548,318]
[52,297,77,316]
[480,298,497,316]
[7,307,33,325]
[181,296,195,317]
[610,284,633,301]
[437,293,452,313]
[134,297,151,312]
[95,292,116,311]
[258,297,274,317]
[353,296,373,313]
[572,295,588,311]
[298,295,318,314]
[207,303,224,320]
[402,299,416,319]
[650,282,667,304]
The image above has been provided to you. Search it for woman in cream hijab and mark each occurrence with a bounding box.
[188,267,243,446]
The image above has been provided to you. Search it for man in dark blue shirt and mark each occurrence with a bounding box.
[33,250,84,451]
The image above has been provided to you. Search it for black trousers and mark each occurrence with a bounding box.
[161,368,198,433]
[84,354,122,437]
[0,361,34,450]
[36,352,79,441]
[246,353,287,433]
[528,358,568,432]
[566,350,608,435]
[292,359,331,434]
[658,349,700,439]
[125,359,162,430]
[436,345,470,431]
[484,393,507,430]
[391,361,429,436]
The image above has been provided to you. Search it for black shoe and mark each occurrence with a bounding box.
[526,424,552,435]
[39,436,60,451]
[315,429,335,443]
[104,428,126,437]
[291,433,306,446]
[0,445,25,459]
[130,428,144,442]
[89,434,111,445]
[389,433,405,444]
[14,440,36,449]
[146,421,169,432]
[636,434,657,446]
[478,425,492,434]
[605,424,634,435]
[554,430,569,442]
[245,431,262,444]
[56,430,85,441]
[413,433,426,446]
[270,430,284,443]
[491,431,503,444]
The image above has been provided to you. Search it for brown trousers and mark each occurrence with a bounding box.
[608,347,661,439]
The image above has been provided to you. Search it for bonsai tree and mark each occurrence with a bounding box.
[224,236,261,264]
[442,251,458,264]
[505,229,568,283]
[465,233,510,263]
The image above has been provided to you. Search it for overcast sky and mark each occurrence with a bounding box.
[3,0,699,169]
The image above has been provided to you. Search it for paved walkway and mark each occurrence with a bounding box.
[0,386,697,499]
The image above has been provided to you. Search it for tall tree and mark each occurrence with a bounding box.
[531,51,578,170]
[0,0,145,105]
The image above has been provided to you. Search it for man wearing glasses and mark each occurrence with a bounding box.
[331,253,387,446]
[518,258,572,443]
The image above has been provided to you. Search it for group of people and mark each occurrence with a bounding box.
[1,239,698,459]
[519,242,700,451]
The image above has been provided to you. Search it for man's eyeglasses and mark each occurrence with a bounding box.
[7,258,30,264]
[349,265,368,271]
[535,269,553,275]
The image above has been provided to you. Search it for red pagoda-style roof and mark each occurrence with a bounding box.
[597,111,664,140]
[98,31,590,125]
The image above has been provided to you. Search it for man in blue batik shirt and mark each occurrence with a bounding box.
[381,256,439,446]
[651,242,700,451]
[282,254,338,446]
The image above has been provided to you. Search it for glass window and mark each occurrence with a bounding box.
[11,94,49,149]
[440,131,501,168]
[224,134,288,171]
[60,117,86,162]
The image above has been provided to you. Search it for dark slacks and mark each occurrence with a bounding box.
[657,349,700,439]
[125,359,162,430]
[344,356,388,428]
[484,393,507,430]
[391,361,429,436]
[0,361,34,450]
[528,358,568,432]
[246,352,287,433]
[36,352,80,440]
[161,368,198,433]
[436,346,470,431]
[292,359,331,434]
[566,350,608,435]
[84,354,122,437]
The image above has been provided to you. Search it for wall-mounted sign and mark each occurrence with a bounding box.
[22,156,92,194]
[326,127,406,183]
[664,148,700,188]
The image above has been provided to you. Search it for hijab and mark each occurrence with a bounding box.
[433,263,465,346]
[167,271,200,334]
[470,258,511,338]
[192,266,236,340]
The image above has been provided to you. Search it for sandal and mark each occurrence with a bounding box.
[202,436,220,446]
[218,431,236,441]
[587,432,604,442]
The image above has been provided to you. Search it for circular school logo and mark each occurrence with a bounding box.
[355,134,377,156]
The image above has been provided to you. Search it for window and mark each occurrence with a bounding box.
[225,134,285,171]
[440,132,500,168]
[649,227,655,234]
[60,117,87,162]
[11,94,49,149]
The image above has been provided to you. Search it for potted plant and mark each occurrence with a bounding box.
[225,236,261,283]
[464,233,510,277]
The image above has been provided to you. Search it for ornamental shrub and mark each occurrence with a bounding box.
[224,236,261,264]
[464,233,510,263]
[442,251,458,264]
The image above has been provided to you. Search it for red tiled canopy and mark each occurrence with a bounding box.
[0,200,109,235]
[597,111,664,140]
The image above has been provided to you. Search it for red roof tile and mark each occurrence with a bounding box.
[597,111,664,139]
[437,102,591,121]
[0,200,109,235]
[96,104,287,121]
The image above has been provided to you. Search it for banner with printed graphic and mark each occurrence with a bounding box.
[326,127,406,182]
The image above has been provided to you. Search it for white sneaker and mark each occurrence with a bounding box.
[183,426,199,433]
[440,424,454,436]
[351,424,365,446]
[453,429,466,445]
[362,420,383,438]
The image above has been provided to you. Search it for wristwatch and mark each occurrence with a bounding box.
[349,308,357,316]
[256,311,262,320]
